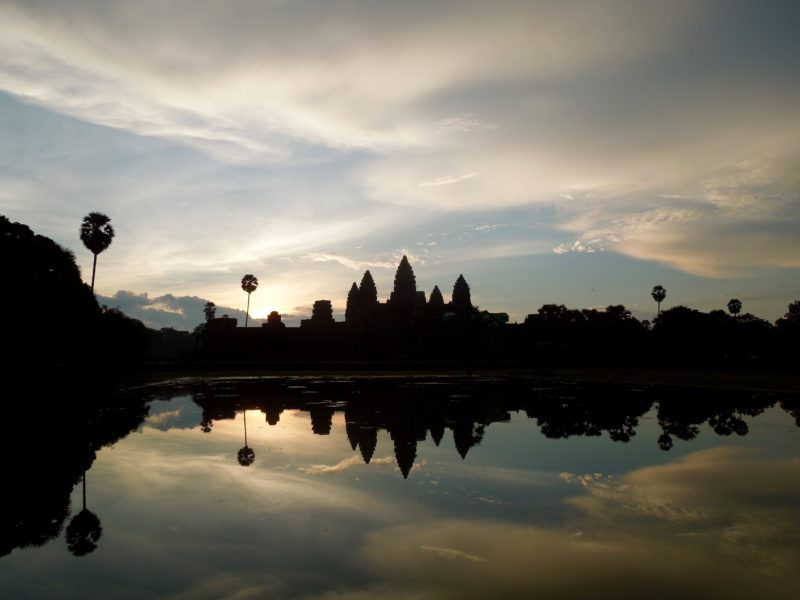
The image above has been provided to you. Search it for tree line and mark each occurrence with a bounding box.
[3,212,799,370]
[201,253,800,369]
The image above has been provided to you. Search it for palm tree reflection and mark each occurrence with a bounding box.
[185,379,794,476]
[237,409,255,467]
[66,471,103,557]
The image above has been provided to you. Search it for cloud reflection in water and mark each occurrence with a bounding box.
[351,448,800,600]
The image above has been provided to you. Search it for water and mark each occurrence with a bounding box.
[1,376,799,599]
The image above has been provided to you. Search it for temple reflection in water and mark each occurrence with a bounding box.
[2,376,799,600]
[184,377,798,477]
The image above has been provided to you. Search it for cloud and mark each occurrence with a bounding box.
[553,241,600,255]
[472,224,506,233]
[359,519,787,600]
[351,447,800,599]
[144,396,203,431]
[435,114,493,134]
[420,545,487,563]
[560,447,800,580]
[0,1,707,157]
[300,253,398,272]
[298,456,395,476]
[2,0,799,322]
[418,172,482,188]
[551,155,800,276]
[97,290,263,330]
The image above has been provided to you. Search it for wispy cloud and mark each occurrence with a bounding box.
[300,253,397,272]
[0,1,707,158]
[421,545,487,563]
[2,1,799,323]
[435,114,493,133]
[298,456,395,475]
[472,224,506,233]
[418,172,482,188]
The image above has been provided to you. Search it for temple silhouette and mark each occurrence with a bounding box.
[196,253,799,370]
[3,213,799,372]
[201,254,510,364]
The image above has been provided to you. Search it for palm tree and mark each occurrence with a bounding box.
[66,471,103,557]
[203,301,217,322]
[651,285,667,316]
[727,298,742,316]
[240,274,259,327]
[80,212,115,293]
[237,410,255,466]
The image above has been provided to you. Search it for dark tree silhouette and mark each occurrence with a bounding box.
[66,510,102,557]
[345,282,361,323]
[200,416,213,433]
[651,285,666,315]
[80,212,114,293]
[452,275,473,313]
[3,215,99,365]
[237,446,255,466]
[786,301,800,321]
[605,305,632,320]
[203,301,217,322]
[237,410,255,466]
[241,274,259,327]
[389,255,417,308]
[65,471,102,557]
[727,299,742,316]
[776,300,800,330]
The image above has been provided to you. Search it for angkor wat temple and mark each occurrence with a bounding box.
[198,254,796,368]
[203,255,512,363]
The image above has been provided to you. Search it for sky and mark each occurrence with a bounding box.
[1,0,799,328]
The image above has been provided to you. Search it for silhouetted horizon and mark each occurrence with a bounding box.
[3,214,799,374]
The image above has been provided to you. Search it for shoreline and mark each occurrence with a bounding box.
[129,364,800,393]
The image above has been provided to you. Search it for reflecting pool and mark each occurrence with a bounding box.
[1,377,799,599]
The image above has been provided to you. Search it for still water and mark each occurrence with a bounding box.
[1,376,799,599]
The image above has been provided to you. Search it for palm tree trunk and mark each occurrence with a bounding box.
[243,410,248,446]
[245,293,251,327]
[90,253,98,293]
[82,472,87,511]
[657,301,661,316]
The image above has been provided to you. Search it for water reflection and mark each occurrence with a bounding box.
[65,471,102,557]
[180,377,793,477]
[0,395,147,559]
[237,409,255,467]
[358,447,800,600]
[0,377,798,599]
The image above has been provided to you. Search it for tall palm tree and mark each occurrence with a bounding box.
[80,212,115,293]
[241,274,259,327]
[727,298,742,316]
[237,410,255,466]
[66,471,103,557]
[651,285,667,316]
